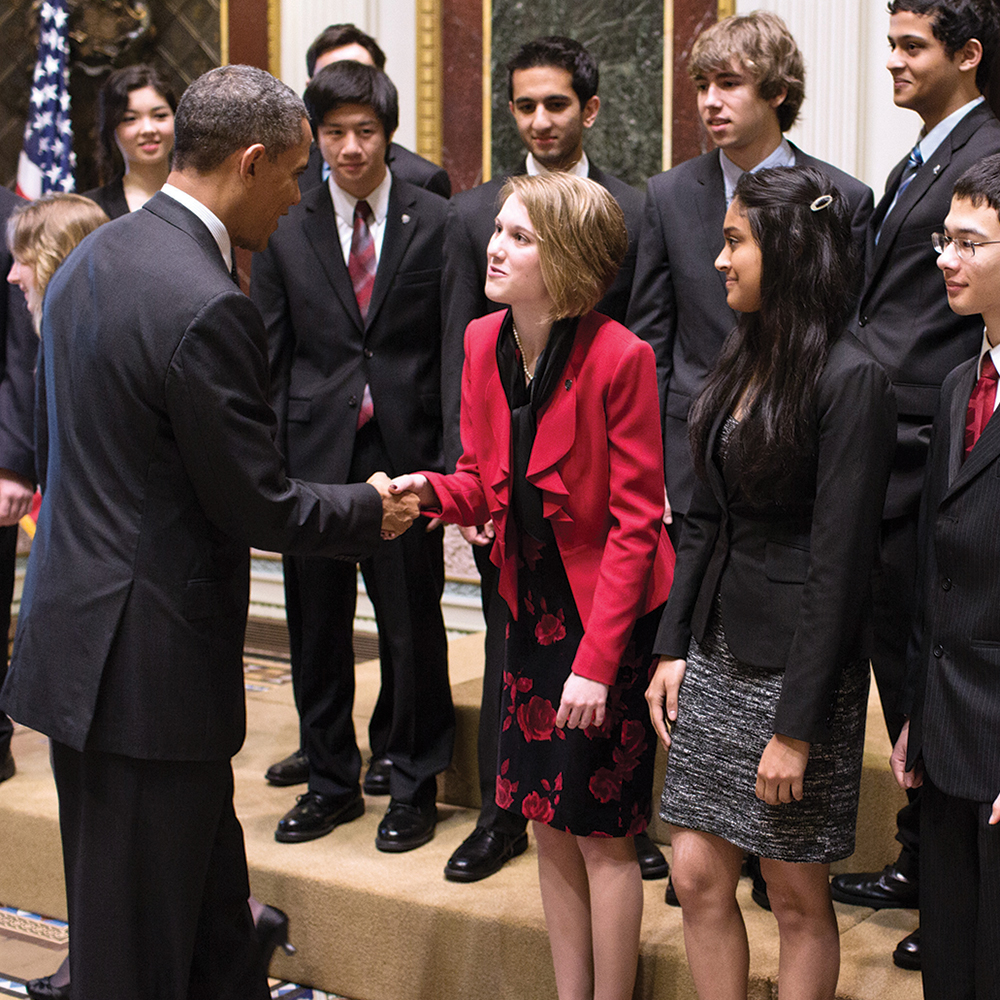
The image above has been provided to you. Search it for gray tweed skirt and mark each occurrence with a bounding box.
[659,604,869,863]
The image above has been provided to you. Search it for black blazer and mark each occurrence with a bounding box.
[905,354,1000,801]
[82,176,129,220]
[299,142,451,199]
[251,178,447,482]
[857,102,1000,518]
[440,159,643,468]
[0,187,36,483]
[0,193,383,760]
[654,333,895,742]
[626,145,874,518]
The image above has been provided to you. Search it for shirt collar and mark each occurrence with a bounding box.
[918,96,984,163]
[329,168,393,226]
[977,327,1000,376]
[720,138,796,205]
[525,151,590,179]
[160,183,232,270]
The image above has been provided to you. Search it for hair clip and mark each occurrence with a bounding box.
[810,194,833,212]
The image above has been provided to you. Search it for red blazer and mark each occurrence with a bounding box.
[425,310,674,685]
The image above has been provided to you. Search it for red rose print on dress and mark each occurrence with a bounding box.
[496,759,519,809]
[517,695,566,742]
[522,535,545,571]
[535,608,566,645]
[521,790,556,824]
[589,767,623,803]
[612,719,648,780]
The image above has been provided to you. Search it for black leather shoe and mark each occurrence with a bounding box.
[830,864,918,909]
[26,975,70,1000]
[362,756,392,796]
[275,788,363,843]
[892,927,920,970]
[255,903,296,980]
[375,798,437,852]
[635,831,670,880]
[746,854,771,911]
[664,875,680,907]
[444,826,529,882]
[266,749,309,787]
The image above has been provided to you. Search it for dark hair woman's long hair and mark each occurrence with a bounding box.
[689,165,855,504]
[97,64,177,185]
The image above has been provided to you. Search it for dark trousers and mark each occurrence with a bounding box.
[920,775,1000,1000]
[51,741,266,1000]
[0,524,16,758]
[286,421,453,804]
[870,511,921,872]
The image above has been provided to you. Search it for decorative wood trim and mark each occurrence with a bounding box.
[220,0,229,64]
[717,0,735,18]
[663,0,673,171]
[416,0,444,164]
[482,0,492,181]
[267,0,280,75]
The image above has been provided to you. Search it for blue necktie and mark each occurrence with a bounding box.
[876,143,923,244]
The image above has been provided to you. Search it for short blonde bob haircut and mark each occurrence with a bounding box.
[688,10,805,133]
[7,193,110,325]
[498,173,627,320]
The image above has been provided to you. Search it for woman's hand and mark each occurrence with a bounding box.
[646,656,686,749]
[755,734,810,804]
[556,673,608,730]
[387,473,439,509]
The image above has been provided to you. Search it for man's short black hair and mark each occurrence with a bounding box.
[953,151,1000,218]
[306,23,386,76]
[506,36,599,107]
[304,61,399,142]
[888,0,998,93]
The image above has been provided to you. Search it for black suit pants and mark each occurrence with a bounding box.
[287,421,453,804]
[0,524,17,757]
[51,741,266,1000]
[920,775,1000,1000]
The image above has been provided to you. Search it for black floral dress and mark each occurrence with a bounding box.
[492,312,660,837]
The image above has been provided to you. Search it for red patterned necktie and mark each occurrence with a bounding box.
[348,199,376,320]
[965,352,999,458]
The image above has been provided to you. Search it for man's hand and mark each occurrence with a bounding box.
[755,734,810,804]
[645,656,686,749]
[368,471,420,539]
[556,672,608,730]
[663,485,672,526]
[890,719,923,790]
[459,520,495,547]
[0,470,34,527]
[991,790,1000,826]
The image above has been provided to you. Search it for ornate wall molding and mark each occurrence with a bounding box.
[482,0,492,181]
[718,0,735,17]
[220,0,229,64]
[416,0,443,164]
[268,0,280,74]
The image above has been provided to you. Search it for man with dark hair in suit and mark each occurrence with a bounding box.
[0,65,417,1000]
[439,34,665,884]
[891,152,1000,1000]
[626,10,873,549]
[252,61,453,853]
[296,22,451,198]
[830,0,1000,970]
[0,188,37,786]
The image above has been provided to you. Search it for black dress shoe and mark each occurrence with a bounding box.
[275,788,363,843]
[255,903,296,981]
[444,826,529,882]
[635,831,670,880]
[0,750,14,784]
[664,875,680,907]
[892,927,920,970]
[362,756,392,796]
[375,798,437,852]
[746,854,771,911]
[266,749,309,787]
[26,975,70,1000]
[830,863,918,909]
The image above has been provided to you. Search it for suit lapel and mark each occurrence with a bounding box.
[693,152,729,297]
[946,358,1000,497]
[301,186,364,330]
[365,181,417,329]
[143,192,231,281]
[946,359,976,486]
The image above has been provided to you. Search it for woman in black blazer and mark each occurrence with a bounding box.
[83,65,176,219]
[646,167,895,1000]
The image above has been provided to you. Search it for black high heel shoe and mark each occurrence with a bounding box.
[25,975,71,1000]
[256,903,296,980]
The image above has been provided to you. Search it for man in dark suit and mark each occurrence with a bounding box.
[297,23,451,198]
[252,61,452,853]
[626,10,873,547]
[439,35,663,884]
[0,187,37,785]
[830,0,1000,968]
[891,154,1000,999]
[0,65,417,1000]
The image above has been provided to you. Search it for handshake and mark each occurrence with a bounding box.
[366,472,438,541]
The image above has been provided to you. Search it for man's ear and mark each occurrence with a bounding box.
[957,37,983,74]
[238,143,267,182]
[582,94,600,129]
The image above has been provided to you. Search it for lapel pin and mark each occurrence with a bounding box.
[565,379,572,390]
[933,164,941,175]
[401,214,411,224]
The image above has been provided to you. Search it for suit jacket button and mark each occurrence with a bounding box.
[364,348,373,358]
[859,316,868,327]
[941,577,951,591]
[348,395,358,407]
[932,644,944,658]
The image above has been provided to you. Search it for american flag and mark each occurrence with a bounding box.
[16,0,75,200]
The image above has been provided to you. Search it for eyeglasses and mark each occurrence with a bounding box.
[931,232,1000,259]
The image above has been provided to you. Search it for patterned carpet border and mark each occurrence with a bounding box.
[0,907,67,945]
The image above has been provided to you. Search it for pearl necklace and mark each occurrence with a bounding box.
[512,321,535,382]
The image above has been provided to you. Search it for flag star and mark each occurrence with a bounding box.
[40,2,54,23]
[46,164,62,183]
[59,92,70,112]
[51,7,68,29]
[37,137,50,153]
[59,176,74,192]
[44,54,60,75]
[58,117,72,136]
[30,88,45,108]
[51,138,64,157]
